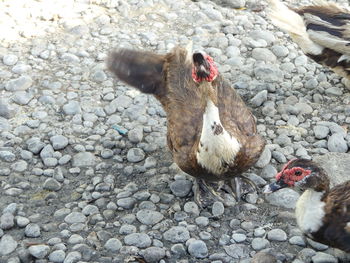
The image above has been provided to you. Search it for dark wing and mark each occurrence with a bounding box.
[107,49,166,96]
[216,77,265,170]
[316,181,350,252]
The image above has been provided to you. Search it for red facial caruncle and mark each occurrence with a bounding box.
[276,159,311,186]
[191,55,218,83]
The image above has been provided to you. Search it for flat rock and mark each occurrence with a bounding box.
[265,188,300,209]
[72,152,97,167]
[0,235,17,255]
[313,153,350,187]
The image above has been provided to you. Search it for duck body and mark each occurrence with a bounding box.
[268,0,350,84]
[264,159,350,252]
[108,44,265,205]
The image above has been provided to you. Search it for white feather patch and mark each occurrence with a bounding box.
[295,189,326,234]
[196,100,241,175]
[338,55,350,63]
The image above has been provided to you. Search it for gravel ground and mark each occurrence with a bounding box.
[1,0,350,262]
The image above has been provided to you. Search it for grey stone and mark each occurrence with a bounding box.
[43,178,62,191]
[61,53,80,63]
[212,201,224,217]
[289,236,306,247]
[64,251,82,263]
[12,91,33,105]
[117,197,136,209]
[136,209,164,225]
[231,233,246,243]
[3,54,18,66]
[267,229,287,241]
[169,179,192,197]
[50,135,69,150]
[104,238,122,252]
[6,76,33,91]
[64,212,86,224]
[91,70,107,82]
[26,137,45,154]
[3,203,17,214]
[251,238,270,250]
[252,48,276,62]
[0,212,14,230]
[127,148,145,163]
[306,238,329,251]
[25,223,41,237]
[313,153,350,187]
[0,234,17,255]
[271,45,289,57]
[12,64,31,74]
[49,250,66,263]
[260,164,277,179]
[250,30,275,45]
[223,244,247,259]
[251,90,268,107]
[163,226,190,243]
[72,152,96,167]
[255,147,271,168]
[124,233,152,248]
[0,151,16,162]
[40,144,55,159]
[327,133,348,153]
[313,125,329,139]
[312,252,337,263]
[28,245,50,259]
[128,127,143,143]
[16,216,30,228]
[0,99,17,119]
[265,188,300,208]
[184,201,200,216]
[188,240,208,259]
[63,101,81,115]
[142,247,166,262]
[11,160,28,172]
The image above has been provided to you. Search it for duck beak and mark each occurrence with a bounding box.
[263,180,287,194]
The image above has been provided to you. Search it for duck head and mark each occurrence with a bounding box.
[192,52,218,83]
[263,159,330,193]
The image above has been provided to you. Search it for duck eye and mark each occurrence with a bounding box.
[295,170,302,176]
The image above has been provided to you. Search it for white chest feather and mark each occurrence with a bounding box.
[196,100,241,175]
[295,189,326,234]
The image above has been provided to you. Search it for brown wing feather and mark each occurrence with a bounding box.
[314,181,350,252]
[216,77,265,172]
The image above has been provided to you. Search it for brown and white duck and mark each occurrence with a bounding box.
[264,158,350,252]
[107,43,265,207]
[267,0,350,87]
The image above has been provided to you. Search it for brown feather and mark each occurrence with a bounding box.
[313,181,350,252]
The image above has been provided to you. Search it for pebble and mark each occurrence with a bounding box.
[72,152,96,167]
[0,235,17,255]
[0,212,15,230]
[48,250,66,263]
[3,54,18,66]
[142,247,166,262]
[28,245,50,259]
[124,233,152,248]
[104,238,122,252]
[163,226,190,243]
[24,223,41,237]
[169,179,192,197]
[136,209,164,225]
[312,252,338,263]
[265,188,300,208]
[5,76,33,91]
[212,201,224,217]
[50,135,69,150]
[267,229,287,241]
[188,240,208,259]
[251,238,270,250]
[127,148,146,162]
[327,133,348,153]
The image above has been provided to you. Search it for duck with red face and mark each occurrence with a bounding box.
[264,159,350,253]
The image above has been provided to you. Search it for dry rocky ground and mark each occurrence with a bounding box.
[1,0,350,262]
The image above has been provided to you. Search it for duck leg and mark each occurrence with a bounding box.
[228,175,257,201]
[192,179,225,208]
